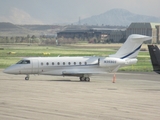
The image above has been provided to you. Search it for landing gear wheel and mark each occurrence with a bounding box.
[25,75,30,80]
[25,77,29,80]
[79,77,90,82]
[85,77,90,82]
[80,77,85,81]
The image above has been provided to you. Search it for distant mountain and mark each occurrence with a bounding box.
[0,22,62,36]
[77,9,160,26]
[0,22,19,29]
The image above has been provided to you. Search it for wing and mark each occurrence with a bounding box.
[62,65,108,77]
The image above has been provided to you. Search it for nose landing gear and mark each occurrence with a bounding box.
[25,75,30,80]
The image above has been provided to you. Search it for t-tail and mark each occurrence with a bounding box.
[109,34,152,59]
[148,45,160,74]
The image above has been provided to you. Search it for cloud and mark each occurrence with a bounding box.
[0,8,43,24]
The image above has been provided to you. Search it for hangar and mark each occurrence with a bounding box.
[57,23,160,43]
[126,22,160,43]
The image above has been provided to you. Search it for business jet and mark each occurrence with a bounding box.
[148,45,160,74]
[3,34,151,81]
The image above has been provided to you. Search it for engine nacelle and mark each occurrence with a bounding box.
[99,58,138,67]
[125,58,138,65]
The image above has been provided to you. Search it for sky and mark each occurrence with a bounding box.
[0,0,159,24]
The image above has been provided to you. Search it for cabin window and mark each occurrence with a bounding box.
[63,62,65,65]
[57,62,60,65]
[52,62,54,65]
[46,62,49,65]
[68,62,71,65]
[17,60,30,64]
[74,62,76,65]
[41,62,43,65]
[79,62,81,65]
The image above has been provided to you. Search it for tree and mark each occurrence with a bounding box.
[10,37,15,43]
[5,36,9,43]
[31,35,36,39]
[15,36,21,43]
[27,35,30,39]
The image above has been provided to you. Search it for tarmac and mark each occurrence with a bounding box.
[0,69,160,120]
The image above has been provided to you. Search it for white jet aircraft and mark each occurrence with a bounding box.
[3,34,151,81]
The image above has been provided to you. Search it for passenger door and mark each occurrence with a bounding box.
[32,59,39,74]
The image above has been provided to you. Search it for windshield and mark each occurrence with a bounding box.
[17,60,30,64]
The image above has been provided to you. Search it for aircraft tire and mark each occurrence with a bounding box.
[80,77,85,81]
[85,77,90,82]
[25,77,29,80]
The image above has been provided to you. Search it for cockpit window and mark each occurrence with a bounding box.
[17,60,30,64]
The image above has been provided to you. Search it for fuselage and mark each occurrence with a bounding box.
[3,56,137,77]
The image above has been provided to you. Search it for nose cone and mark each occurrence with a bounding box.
[3,65,18,74]
[3,67,13,74]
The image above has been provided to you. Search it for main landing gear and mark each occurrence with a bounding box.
[25,74,30,80]
[79,77,90,82]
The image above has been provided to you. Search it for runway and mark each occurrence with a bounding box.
[0,69,160,120]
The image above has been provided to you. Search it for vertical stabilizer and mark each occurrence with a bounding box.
[148,45,160,74]
[109,34,151,59]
